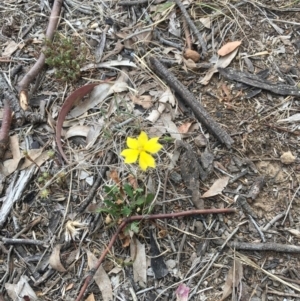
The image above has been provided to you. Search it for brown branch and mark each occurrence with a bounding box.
[17,0,63,96]
[149,57,234,148]
[173,0,207,56]
[0,99,12,159]
[75,208,236,301]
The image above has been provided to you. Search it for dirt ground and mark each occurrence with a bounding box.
[1,0,300,300]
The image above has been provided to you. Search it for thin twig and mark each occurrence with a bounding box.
[149,57,234,148]
[118,0,149,6]
[17,0,63,96]
[173,0,207,56]
[229,241,300,253]
[75,208,236,301]
[282,184,300,225]
[0,99,12,159]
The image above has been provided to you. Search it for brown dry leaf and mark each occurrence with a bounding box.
[128,174,138,189]
[1,135,21,176]
[20,149,50,169]
[130,237,147,288]
[130,94,154,109]
[86,249,113,301]
[49,244,67,272]
[184,49,200,62]
[110,169,120,185]
[202,176,229,198]
[85,293,96,301]
[218,41,242,56]
[199,48,239,85]
[178,122,193,134]
[221,259,243,300]
[65,283,74,291]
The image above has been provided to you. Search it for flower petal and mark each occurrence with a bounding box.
[126,137,139,149]
[121,149,139,163]
[144,137,162,154]
[139,151,155,171]
[138,131,148,147]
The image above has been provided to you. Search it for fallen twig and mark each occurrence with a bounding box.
[150,57,234,148]
[118,0,149,6]
[173,0,207,56]
[229,241,300,253]
[75,208,236,301]
[0,99,12,159]
[218,67,300,97]
[17,0,63,103]
[77,151,115,213]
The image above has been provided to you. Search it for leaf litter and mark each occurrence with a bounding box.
[1,0,300,300]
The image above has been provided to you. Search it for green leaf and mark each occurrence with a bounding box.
[145,193,154,204]
[123,183,134,198]
[134,196,146,206]
[121,206,132,217]
[130,222,139,234]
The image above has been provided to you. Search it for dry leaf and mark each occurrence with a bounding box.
[5,275,38,301]
[221,259,243,300]
[1,135,21,176]
[200,48,239,85]
[199,17,211,29]
[86,250,113,301]
[184,49,200,62]
[85,293,96,301]
[178,122,193,134]
[49,244,67,272]
[202,176,229,198]
[277,113,300,123]
[81,60,137,72]
[130,94,154,109]
[2,40,19,57]
[286,229,300,238]
[218,41,242,56]
[65,125,90,139]
[161,114,181,140]
[20,149,50,169]
[130,237,147,287]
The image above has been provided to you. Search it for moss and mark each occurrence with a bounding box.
[44,34,87,83]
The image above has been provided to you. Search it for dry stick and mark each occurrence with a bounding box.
[17,0,63,95]
[118,0,149,5]
[75,208,236,301]
[173,0,207,56]
[77,152,114,213]
[149,57,233,148]
[228,241,300,253]
[0,99,12,158]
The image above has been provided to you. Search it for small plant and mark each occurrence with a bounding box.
[98,183,154,232]
[44,34,87,82]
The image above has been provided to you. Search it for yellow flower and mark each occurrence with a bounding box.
[121,131,162,171]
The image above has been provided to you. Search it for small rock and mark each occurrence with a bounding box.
[280,151,296,164]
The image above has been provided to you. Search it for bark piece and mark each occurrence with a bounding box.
[218,67,300,97]
[150,57,234,148]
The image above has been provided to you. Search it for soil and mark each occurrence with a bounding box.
[1,0,300,300]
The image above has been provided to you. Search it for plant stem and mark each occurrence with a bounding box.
[75,208,236,301]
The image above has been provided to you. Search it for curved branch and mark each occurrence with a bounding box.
[17,0,63,95]
[75,208,236,301]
